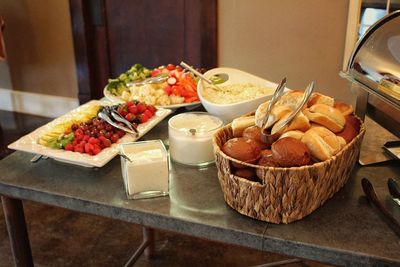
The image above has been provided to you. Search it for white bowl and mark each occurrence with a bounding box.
[197,67,278,122]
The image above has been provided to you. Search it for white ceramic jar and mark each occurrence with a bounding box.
[168,112,223,167]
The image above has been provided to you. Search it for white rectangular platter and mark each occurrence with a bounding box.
[8,100,172,168]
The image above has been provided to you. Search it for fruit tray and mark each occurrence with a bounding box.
[8,100,171,167]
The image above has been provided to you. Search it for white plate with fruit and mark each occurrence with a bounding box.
[8,100,171,168]
[104,63,201,109]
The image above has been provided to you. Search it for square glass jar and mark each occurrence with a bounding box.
[120,140,169,199]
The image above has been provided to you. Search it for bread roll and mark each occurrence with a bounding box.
[232,116,256,137]
[301,127,346,161]
[256,150,280,180]
[222,137,262,168]
[271,137,311,167]
[346,114,361,132]
[336,115,360,143]
[275,91,305,110]
[271,110,310,135]
[255,101,292,129]
[234,167,258,182]
[279,130,305,140]
[304,104,345,133]
[334,101,353,116]
[307,93,334,107]
[243,126,268,149]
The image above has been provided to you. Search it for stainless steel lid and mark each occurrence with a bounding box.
[346,10,400,106]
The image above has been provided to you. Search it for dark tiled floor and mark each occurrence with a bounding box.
[0,110,332,267]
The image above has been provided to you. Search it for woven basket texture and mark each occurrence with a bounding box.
[213,118,365,224]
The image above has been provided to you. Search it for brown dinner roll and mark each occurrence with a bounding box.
[222,137,262,168]
[256,150,280,180]
[336,115,360,143]
[271,137,311,167]
[345,114,361,132]
[234,168,259,182]
[243,126,268,149]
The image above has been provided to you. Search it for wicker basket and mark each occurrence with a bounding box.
[213,118,365,224]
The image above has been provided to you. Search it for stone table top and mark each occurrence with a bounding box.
[0,117,399,266]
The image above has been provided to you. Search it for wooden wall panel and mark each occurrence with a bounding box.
[70,0,217,104]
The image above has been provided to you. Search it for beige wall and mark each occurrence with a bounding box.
[0,0,77,98]
[218,0,354,104]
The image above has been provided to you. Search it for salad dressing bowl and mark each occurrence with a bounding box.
[197,68,279,122]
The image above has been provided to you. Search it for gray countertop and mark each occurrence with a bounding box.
[0,117,399,266]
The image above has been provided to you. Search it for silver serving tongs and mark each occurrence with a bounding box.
[261,77,287,132]
[98,108,139,137]
[126,74,168,87]
[106,106,139,135]
[261,81,314,143]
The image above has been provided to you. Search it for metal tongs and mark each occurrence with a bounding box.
[126,74,168,87]
[362,178,400,237]
[261,79,315,143]
[98,106,139,137]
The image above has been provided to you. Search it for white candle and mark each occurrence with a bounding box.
[168,112,223,166]
[120,140,169,199]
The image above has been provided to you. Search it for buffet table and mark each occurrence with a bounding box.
[1,115,400,267]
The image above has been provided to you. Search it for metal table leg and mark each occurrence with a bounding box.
[1,196,34,267]
[124,227,155,267]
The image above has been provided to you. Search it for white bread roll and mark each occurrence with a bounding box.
[307,93,334,107]
[334,101,354,116]
[271,111,310,135]
[275,90,304,110]
[255,101,292,129]
[232,115,255,137]
[301,126,346,161]
[304,104,345,133]
[279,130,305,140]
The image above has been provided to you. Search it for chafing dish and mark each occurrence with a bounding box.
[341,10,400,138]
